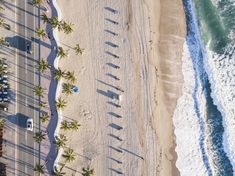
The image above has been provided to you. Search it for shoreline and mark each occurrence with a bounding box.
[155,0,186,175]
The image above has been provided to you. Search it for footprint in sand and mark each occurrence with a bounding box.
[79,104,93,119]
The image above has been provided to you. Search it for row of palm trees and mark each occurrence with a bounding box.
[40,13,74,34]
[35,28,84,57]
[32,1,93,175]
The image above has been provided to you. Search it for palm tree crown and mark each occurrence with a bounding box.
[60,120,70,130]
[32,0,43,6]
[36,59,50,73]
[0,84,4,91]
[62,148,76,163]
[54,67,65,81]
[55,97,67,110]
[62,21,74,34]
[65,71,76,84]
[33,132,46,143]
[0,37,5,45]
[38,101,46,109]
[40,113,49,123]
[62,83,73,95]
[0,118,5,129]
[0,63,5,75]
[41,13,49,23]
[34,85,45,97]
[70,120,81,131]
[52,165,66,176]
[74,44,84,55]
[0,6,5,11]
[54,134,67,149]
[34,163,45,175]
[57,46,69,59]
[0,18,5,27]
[50,16,60,29]
[82,166,95,176]
[35,28,46,40]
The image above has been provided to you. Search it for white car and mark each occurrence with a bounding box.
[26,118,33,131]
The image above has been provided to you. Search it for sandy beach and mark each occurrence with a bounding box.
[53,0,186,175]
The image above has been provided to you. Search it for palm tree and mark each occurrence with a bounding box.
[62,22,74,34]
[60,120,70,131]
[35,28,46,40]
[54,67,65,81]
[58,20,64,32]
[70,120,81,131]
[39,101,46,109]
[0,37,9,46]
[0,84,4,91]
[34,163,45,175]
[0,37,5,45]
[55,97,67,110]
[36,59,50,73]
[54,134,67,149]
[57,46,69,59]
[74,44,84,55]
[34,85,45,97]
[52,165,66,176]
[0,18,4,27]
[41,13,49,23]
[0,118,5,129]
[0,64,4,75]
[82,166,94,176]
[0,6,5,11]
[65,71,76,84]
[50,16,60,29]
[62,83,73,96]
[32,0,43,6]
[33,132,46,143]
[40,113,49,123]
[62,148,76,163]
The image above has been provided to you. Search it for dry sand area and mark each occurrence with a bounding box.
[56,0,186,175]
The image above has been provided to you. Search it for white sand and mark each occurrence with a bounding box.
[53,0,186,175]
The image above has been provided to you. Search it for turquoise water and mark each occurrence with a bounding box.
[194,0,232,53]
[183,0,234,175]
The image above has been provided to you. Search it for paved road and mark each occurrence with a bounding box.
[14,0,39,175]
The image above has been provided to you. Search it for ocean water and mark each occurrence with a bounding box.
[174,0,235,175]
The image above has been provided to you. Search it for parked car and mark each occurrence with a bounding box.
[3,97,9,102]
[26,118,33,131]
[0,104,8,111]
[26,42,33,54]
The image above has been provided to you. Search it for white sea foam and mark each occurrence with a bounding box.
[173,42,208,176]
[204,44,235,172]
[211,0,220,7]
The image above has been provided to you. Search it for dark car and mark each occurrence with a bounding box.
[26,42,33,54]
